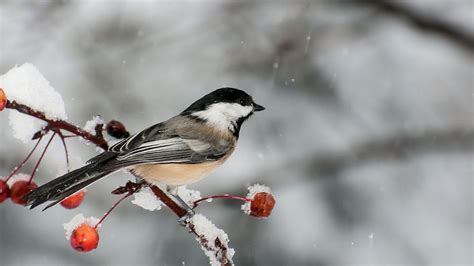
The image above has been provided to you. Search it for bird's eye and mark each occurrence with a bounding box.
[239,99,244,105]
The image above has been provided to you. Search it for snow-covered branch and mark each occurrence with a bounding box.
[5,100,110,150]
[186,214,235,266]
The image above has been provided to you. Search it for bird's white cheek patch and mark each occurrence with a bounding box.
[193,103,253,131]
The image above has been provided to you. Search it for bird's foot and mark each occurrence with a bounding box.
[177,208,195,226]
[171,194,196,226]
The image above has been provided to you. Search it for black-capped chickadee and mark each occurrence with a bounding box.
[24,87,265,210]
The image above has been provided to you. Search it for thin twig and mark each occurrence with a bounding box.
[28,133,56,184]
[57,131,70,172]
[5,136,43,182]
[94,193,133,230]
[193,195,251,208]
[62,135,78,138]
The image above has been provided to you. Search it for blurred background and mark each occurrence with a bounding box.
[0,0,472,265]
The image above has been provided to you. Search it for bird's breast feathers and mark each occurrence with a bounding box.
[130,160,225,186]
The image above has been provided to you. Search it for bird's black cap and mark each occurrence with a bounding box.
[182,87,264,114]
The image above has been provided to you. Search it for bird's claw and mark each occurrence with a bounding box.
[178,209,195,226]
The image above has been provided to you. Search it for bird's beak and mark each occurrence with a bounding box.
[253,103,265,112]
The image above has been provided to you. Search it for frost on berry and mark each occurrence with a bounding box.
[241,184,276,218]
[60,190,86,209]
[0,88,6,111]
[0,179,10,203]
[6,173,30,187]
[63,213,100,240]
[63,214,100,252]
[10,180,37,205]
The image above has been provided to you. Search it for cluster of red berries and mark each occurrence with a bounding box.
[0,179,37,205]
[1,177,95,252]
[0,177,86,208]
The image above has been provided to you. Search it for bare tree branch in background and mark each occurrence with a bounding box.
[307,127,474,175]
[355,0,474,51]
[250,127,474,185]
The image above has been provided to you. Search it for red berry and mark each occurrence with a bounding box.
[0,180,11,203]
[0,88,6,111]
[70,223,99,252]
[106,120,130,139]
[10,180,37,205]
[250,192,276,218]
[60,190,86,209]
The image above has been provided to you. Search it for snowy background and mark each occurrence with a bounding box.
[0,0,473,265]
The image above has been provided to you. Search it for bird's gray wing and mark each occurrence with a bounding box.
[107,123,167,154]
[86,123,166,165]
[113,137,216,166]
[96,118,229,169]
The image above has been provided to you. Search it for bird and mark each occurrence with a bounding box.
[23,87,265,211]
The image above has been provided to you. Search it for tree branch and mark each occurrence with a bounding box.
[187,222,233,266]
[306,127,474,175]
[356,0,474,51]
[148,185,234,266]
[149,185,187,217]
[5,100,109,150]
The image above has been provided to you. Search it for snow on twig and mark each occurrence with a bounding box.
[5,101,109,149]
[187,214,235,266]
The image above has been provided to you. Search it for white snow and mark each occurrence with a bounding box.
[131,187,162,211]
[8,111,44,143]
[63,213,100,240]
[0,63,67,143]
[83,115,104,134]
[82,115,123,149]
[6,173,31,188]
[241,184,272,215]
[176,186,201,206]
[190,213,235,266]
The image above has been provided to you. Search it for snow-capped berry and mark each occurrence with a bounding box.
[249,192,275,218]
[0,88,6,111]
[0,180,11,203]
[241,184,275,218]
[10,180,37,205]
[61,190,86,209]
[70,223,99,252]
[106,120,130,139]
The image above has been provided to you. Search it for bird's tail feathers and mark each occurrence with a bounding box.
[23,164,114,210]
